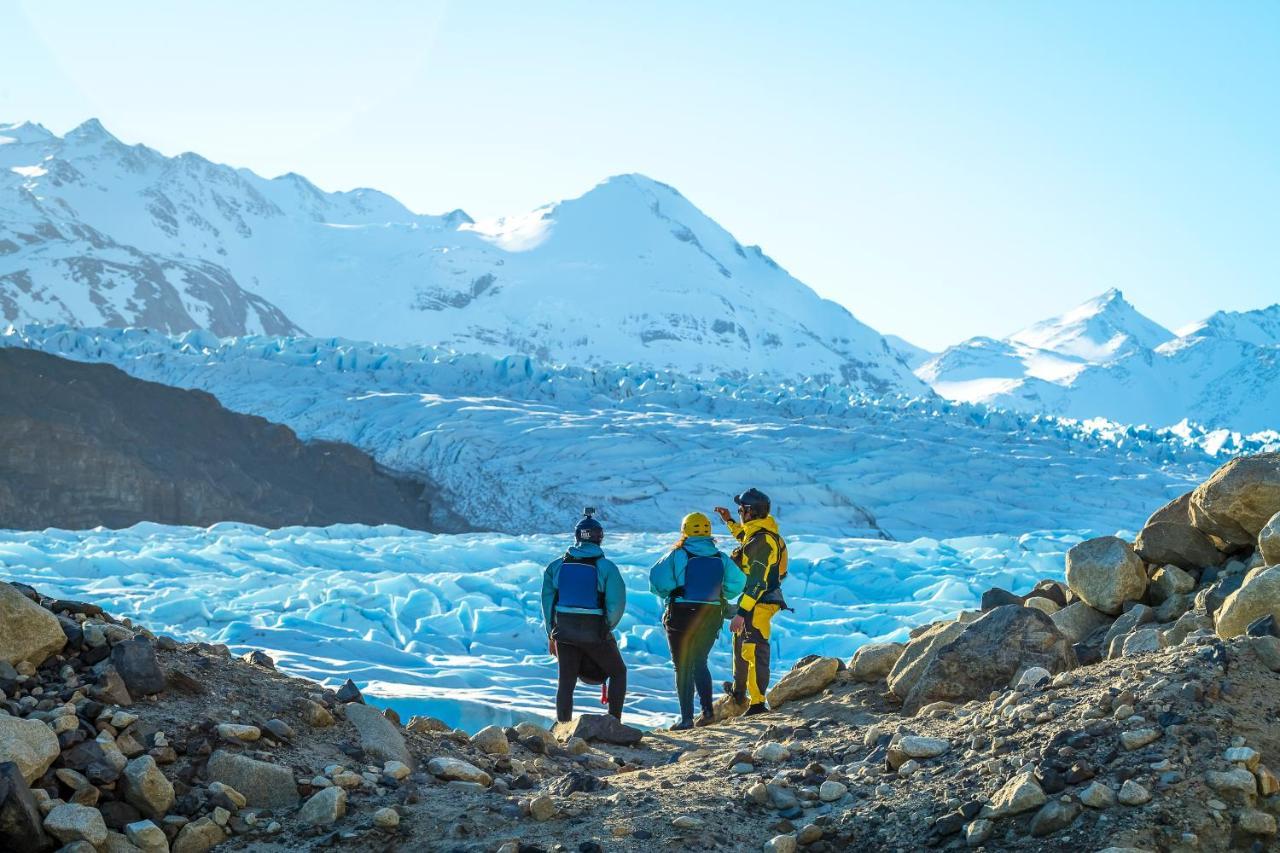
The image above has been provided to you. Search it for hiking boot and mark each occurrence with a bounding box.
[743,703,770,717]
[669,718,694,731]
[722,681,745,703]
[695,711,715,727]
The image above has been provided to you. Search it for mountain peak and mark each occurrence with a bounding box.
[0,121,56,144]
[1008,289,1173,363]
[66,118,120,144]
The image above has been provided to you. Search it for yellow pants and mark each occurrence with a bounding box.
[733,603,779,705]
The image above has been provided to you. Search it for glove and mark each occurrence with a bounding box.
[730,615,746,634]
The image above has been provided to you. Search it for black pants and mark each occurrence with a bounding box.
[664,602,722,722]
[555,636,627,722]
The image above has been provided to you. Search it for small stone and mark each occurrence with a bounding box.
[1030,799,1081,836]
[753,742,790,764]
[335,679,363,703]
[205,750,300,809]
[470,724,509,755]
[382,760,411,781]
[1015,666,1052,689]
[981,772,1047,818]
[1120,728,1161,750]
[898,735,950,759]
[405,715,449,733]
[124,819,167,853]
[764,834,797,853]
[262,719,293,741]
[672,815,703,830]
[747,782,768,805]
[295,699,335,728]
[345,702,413,768]
[426,756,491,786]
[1239,808,1278,836]
[207,782,246,809]
[372,806,399,829]
[43,802,108,848]
[111,639,167,697]
[1226,746,1261,770]
[1080,781,1116,808]
[121,755,175,821]
[819,780,847,802]
[1256,765,1280,796]
[299,787,347,826]
[529,794,555,822]
[965,818,994,846]
[171,816,223,853]
[0,714,61,783]
[216,723,261,742]
[1207,768,1258,800]
[1118,780,1151,806]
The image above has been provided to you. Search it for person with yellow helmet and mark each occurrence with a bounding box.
[648,511,745,730]
[714,488,788,717]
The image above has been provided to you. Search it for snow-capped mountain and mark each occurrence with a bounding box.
[0,119,925,395]
[919,290,1280,433]
[1008,287,1174,362]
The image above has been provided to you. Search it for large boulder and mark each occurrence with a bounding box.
[767,656,840,708]
[0,583,65,667]
[1049,602,1112,644]
[205,751,299,809]
[1145,491,1193,527]
[0,760,50,851]
[344,702,413,769]
[110,640,166,697]
[849,643,905,681]
[43,803,107,848]
[1216,566,1280,639]
[0,716,60,784]
[120,755,174,821]
[1064,537,1148,616]
[901,605,1075,715]
[1134,522,1224,572]
[1261,511,1280,566]
[1190,453,1280,547]
[887,620,967,699]
[553,714,643,746]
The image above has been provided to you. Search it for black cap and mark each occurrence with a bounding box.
[574,507,604,544]
[733,488,771,514]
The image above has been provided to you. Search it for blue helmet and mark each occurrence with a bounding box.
[574,507,604,544]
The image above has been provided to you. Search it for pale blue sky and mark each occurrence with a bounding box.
[3,1,1277,349]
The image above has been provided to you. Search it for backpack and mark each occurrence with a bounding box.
[680,550,726,604]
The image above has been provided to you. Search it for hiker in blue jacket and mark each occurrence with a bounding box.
[649,512,745,729]
[541,508,628,722]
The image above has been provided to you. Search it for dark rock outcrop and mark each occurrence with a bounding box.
[0,348,467,531]
[902,606,1076,714]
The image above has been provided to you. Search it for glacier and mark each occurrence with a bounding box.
[0,522,1082,731]
[7,324,1272,539]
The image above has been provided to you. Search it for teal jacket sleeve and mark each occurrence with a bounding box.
[541,559,561,636]
[720,552,746,604]
[600,559,627,630]
[648,549,682,600]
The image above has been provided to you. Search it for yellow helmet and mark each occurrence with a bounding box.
[681,512,712,537]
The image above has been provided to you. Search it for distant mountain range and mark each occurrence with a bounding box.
[916,289,1280,433]
[0,119,924,396]
[2,119,1276,431]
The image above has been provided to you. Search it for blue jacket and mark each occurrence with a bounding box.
[541,542,626,636]
[648,536,744,610]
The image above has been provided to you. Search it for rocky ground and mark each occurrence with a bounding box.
[3,452,1280,853]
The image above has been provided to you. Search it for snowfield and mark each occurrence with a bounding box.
[5,324,1268,539]
[0,523,1081,731]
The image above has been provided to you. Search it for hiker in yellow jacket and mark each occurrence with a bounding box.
[714,488,788,717]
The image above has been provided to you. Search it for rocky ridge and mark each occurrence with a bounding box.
[3,452,1280,851]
